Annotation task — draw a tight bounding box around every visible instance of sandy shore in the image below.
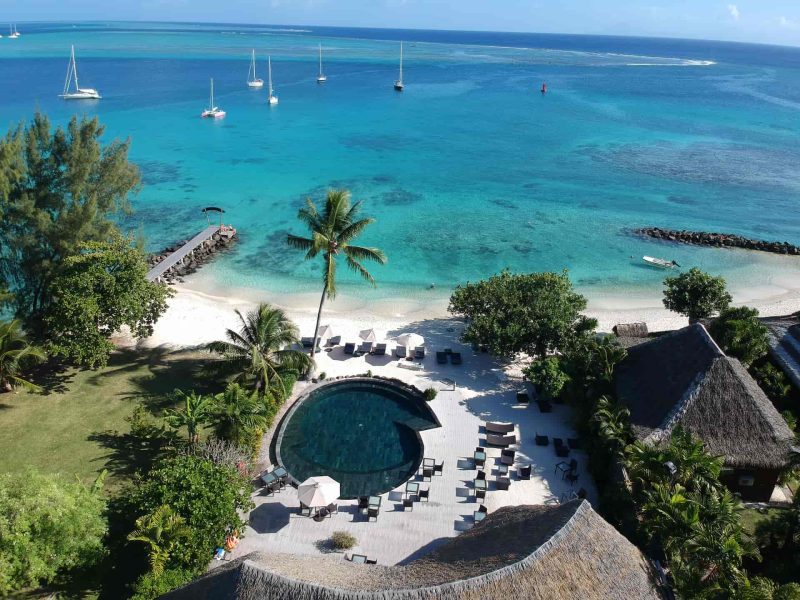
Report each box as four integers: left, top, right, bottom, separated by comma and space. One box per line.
134, 277, 800, 350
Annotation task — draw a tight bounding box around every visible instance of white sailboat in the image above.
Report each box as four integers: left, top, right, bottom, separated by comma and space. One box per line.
247, 49, 264, 88
201, 78, 226, 118
316, 44, 327, 83
268, 56, 278, 105
394, 41, 404, 91
8, 24, 19, 39
60, 45, 101, 100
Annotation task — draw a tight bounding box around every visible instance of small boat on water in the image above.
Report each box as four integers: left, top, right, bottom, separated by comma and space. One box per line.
394, 42, 404, 91
267, 56, 278, 105
201, 78, 226, 118
247, 49, 264, 88
316, 43, 327, 83
541, 82, 547, 94
60, 45, 101, 100
9, 24, 19, 39
643, 256, 680, 268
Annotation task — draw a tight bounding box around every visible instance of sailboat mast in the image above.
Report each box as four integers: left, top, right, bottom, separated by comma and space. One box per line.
268, 57, 273, 95
210, 78, 214, 109
399, 42, 403, 84
318, 44, 322, 76
71, 45, 80, 90
251, 49, 256, 80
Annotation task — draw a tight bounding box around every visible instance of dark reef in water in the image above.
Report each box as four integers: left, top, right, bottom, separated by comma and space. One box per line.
635, 227, 800, 256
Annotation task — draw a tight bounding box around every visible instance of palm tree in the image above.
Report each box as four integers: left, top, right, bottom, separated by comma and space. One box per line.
127, 505, 191, 576
287, 189, 387, 356
591, 395, 631, 458
208, 303, 310, 396
0, 319, 47, 392
163, 390, 211, 444
207, 383, 269, 445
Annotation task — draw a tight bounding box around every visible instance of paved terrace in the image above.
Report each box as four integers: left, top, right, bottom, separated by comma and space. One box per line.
228, 319, 596, 566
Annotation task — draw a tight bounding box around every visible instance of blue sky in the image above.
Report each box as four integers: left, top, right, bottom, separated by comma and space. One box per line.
8, 0, 800, 46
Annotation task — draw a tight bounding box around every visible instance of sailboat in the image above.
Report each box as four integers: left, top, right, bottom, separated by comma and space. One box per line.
201, 78, 226, 118
268, 56, 278, 105
316, 44, 327, 83
247, 49, 263, 88
9, 24, 19, 39
60, 46, 101, 100
394, 42, 404, 91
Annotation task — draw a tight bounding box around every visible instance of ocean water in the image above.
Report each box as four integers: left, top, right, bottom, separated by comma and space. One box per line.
2, 22, 800, 303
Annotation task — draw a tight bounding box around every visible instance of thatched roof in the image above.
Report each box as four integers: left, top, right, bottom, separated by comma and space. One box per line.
162, 501, 667, 600
615, 323, 795, 470
613, 322, 649, 338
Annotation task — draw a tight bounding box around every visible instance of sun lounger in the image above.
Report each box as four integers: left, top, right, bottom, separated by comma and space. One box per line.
373, 343, 387, 356
358, 341, 373, 354
519, 464, 532, 479
436, 351, 447, 364
344, 342, 356, 355
516, 391, 530, 404
500, 449, 516, 466
485, 421, 515, 434
395, 345, 407, 358
327, 335, 342, 347
450, 352, 462, 365
486, 433, 516, 447
414, 346, 425, 359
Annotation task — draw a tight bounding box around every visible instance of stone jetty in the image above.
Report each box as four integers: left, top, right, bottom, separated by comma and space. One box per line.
147, 225, 237, 283
635, 227, 800, 256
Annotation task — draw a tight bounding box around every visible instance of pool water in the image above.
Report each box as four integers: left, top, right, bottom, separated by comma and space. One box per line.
277, 379, 440, 498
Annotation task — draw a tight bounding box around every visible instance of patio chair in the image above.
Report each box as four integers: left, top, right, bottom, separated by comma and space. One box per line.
474, 507, 488, 523
434, 461, 444, 476
486, 433, 516, 447
402, 498, 414, 511
414, 346, 425, 359
366, 559, 377, 565
485, 421, 515, 434
344, 342, 356, 355
299, 502, 312, 517
368, 507, 379, 522
314, 507, 330, 521
436, 351, 447, 364
475, 488, 486, 502
358, 496, 369, 512
476, 470, 486, 481
496, 477, 511, 491
555, 458, 577, 477
327, 335, 342, 347
326, 503, 338, 515
536, 398, 552, 413
419, 487, 429, 502
500, 449, 516, 466
535, 433, 549, 446
395, 345, 407, 358
474, 454, 485, 469
566, 471, 580, 486
373, 343, 387, 356
422, 467, 434, 481
476, 446, 485, 453
450, 352, 462, 365
516, 390, 530, 404
519, 464, 532, 480
358, 341, 373, 354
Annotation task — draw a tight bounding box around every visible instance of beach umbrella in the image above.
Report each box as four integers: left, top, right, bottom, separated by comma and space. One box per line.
297, 476, 340, 508
396, 332, 424, 352
359, 328, 378, 342
316, 324, 334, 339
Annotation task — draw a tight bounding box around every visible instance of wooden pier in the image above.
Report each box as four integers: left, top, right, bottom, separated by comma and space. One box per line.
147, 224, 236, 282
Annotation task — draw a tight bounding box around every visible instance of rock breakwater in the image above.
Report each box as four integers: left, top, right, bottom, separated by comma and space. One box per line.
635, 228, 800, 256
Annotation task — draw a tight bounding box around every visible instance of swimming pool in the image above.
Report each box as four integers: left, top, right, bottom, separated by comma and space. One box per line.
276, 378, 440, 499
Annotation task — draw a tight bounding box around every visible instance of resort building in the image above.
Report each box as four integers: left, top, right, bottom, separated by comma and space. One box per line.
162, 500, 668, 599
762, 314, 800, 391
614, 323, 797, 502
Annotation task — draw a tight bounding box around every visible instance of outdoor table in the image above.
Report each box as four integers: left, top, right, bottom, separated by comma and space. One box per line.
351, 554, 367, 564
474, 479, 487, 494
422, 458, 435, 469
273, 466, 288, 479
260, 471, 277, 486
368, 495, 382, 508
405, 481, 420, 497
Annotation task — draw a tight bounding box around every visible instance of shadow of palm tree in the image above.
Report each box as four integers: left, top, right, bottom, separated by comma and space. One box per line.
87, 428, 180, 479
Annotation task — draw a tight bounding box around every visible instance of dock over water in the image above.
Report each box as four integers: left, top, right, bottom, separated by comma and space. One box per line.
147, 224, 235, 282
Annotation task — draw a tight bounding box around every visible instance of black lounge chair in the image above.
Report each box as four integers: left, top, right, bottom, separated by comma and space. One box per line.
368, 507, 379, 521
414, 346, 425, 359
402, 498, 414, 511
535, 433, 549, 446
450, 352, 462, 365
327, 335, 342, 347
516, 391, 530, 404
419, 487, 429, 502
536, 399, 552, 413
436, 351, 447, 364
496, 477, 511, 491
500, 449, 516, 466
358, 341, 373, 354
373, 343, 387, 356
395, 345, 407, 358
519, 464, 532, 480
344, 342, 356, 355
434, 461, 444, 476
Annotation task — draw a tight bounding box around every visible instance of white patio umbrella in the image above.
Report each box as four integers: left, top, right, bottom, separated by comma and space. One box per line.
316, 324, 334, 340
297, 476, 340, 508
359, 328, 378, 342
396, 332, 424, 352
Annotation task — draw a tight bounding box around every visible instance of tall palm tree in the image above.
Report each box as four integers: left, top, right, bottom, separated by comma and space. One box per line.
163, 390, 211, 444
208, 303, 310, 396
0, 319, 47, 392
287, 189, 387, 356
127, 505, 191, 576
207, 383, 269, 445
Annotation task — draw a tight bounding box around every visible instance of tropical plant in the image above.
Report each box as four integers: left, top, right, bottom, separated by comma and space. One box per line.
448, 269, 596, 359
163, 390, 211, 444
739, 578, 800, 600
591, 395, 631, 458
710, 306, 769, 367
130, 567, 194, 600
207, 383, 270, 446
329, 531, 357, 550
524, 356, 569, 399
751, 362, 791, 404
127, 505, 191, 577
0, 319, 46, 392
663, 267, 732, 322
287, 189, 386, 355
208, 303, 310, 395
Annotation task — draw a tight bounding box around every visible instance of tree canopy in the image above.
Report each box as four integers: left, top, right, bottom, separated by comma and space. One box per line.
709, 306, 769, 368
0, 113, 140, 330
0, 319, 46, 392
448, 270, 595, 358
44, 235, 171, 367
663, 268, 732, 322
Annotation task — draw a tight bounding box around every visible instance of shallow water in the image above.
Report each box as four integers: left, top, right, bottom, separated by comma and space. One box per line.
3, 22, 800, 300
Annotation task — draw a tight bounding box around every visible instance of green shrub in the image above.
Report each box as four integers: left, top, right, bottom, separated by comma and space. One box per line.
318, 371, 327, 380
130, 567, 194, 600
424, 387, 438, 401
709, 306, 769, 367
330, 531, 357, 550
524, 356, 569, 399
752, 362, 791, 404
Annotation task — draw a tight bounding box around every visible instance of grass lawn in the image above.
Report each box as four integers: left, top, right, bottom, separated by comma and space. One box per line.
0, 348, 223, 492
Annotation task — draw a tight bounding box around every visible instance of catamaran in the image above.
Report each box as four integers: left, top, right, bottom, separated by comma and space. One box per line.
201, 78, 226, 118
60, 46, 101, 100
247, 49, 264, 88
394, 41, 404, 91
316, 44, 327, 83
268, 56, 278, 105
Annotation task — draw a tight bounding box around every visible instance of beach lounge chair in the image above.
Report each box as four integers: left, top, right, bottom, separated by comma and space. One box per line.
327, 335, 342, 347
373, 343, 387, 356
516, 390, 530, 404
368, 507, 379, 522
485, 421, 515, 434
414, 346, 425, 359
535, 433, 549, 446
450, 352, 462, 365
436, 351, 447, 364
395, 345, 407, 358
519, 464, 532, 480
496, 477, 511, 491
358, 341, 373, 355
536, 399, 552, 413
500, 449, 516, 466
486, 433, 516, 447
344, 342, 356, 355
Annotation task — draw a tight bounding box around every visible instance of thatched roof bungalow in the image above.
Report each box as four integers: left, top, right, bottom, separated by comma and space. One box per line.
615, 323, 797, 501
162, 500, 667, 600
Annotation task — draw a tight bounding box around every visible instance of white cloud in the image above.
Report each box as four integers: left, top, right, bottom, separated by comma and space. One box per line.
779, 16, 800, 30
726, 4, 740, 21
